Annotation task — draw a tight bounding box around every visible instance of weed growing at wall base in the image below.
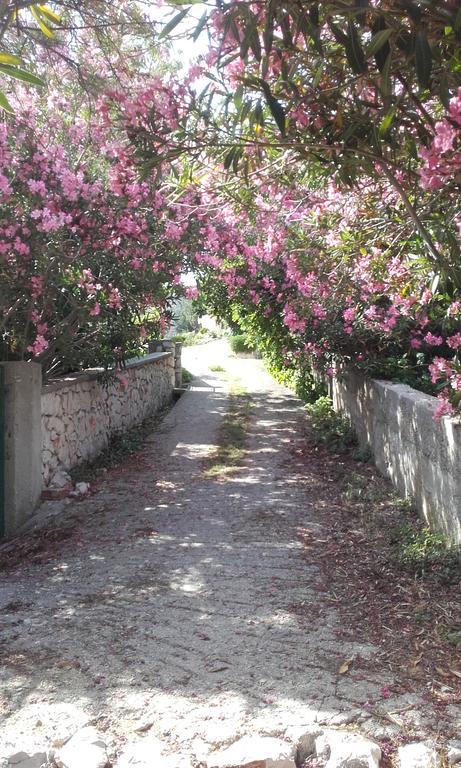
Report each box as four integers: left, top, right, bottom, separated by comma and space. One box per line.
305, 396, 357, 454
391, 525, 461, 584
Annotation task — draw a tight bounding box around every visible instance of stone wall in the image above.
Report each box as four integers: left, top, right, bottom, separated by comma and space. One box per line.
332, 371, 461, 545
41, 352, 174, 485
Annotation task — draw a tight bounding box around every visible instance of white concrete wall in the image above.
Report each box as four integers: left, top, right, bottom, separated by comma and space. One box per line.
332, 371, 461, 544
41, 352, 174, 485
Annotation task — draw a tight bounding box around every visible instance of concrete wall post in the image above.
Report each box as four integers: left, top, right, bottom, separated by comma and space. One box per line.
1, 362, 42, 536
174, 342, 182, 388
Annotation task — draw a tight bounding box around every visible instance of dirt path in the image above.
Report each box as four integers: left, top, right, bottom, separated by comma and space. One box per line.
0, 342, 459, 765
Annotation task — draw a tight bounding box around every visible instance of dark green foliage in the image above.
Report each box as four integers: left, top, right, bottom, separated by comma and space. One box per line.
306, 396, 357, 453
229, 334, 255, 354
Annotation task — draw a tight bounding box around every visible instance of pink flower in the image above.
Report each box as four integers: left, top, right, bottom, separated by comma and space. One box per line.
107, 287, 122, 310
434, 397, 455, 420
184, 286, 198, 300
429, 357, 453, 383
424, 332, 443, 346
30, 275, 44, 298
447, 333, 461, 349
27, 334, 48, 356
89, 302, 101, 316
343, 307, 356, 323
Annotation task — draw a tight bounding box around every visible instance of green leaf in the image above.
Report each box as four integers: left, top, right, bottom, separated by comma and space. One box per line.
224, 147, 236, 170
0, 89, 13, 113
192, 11, 208, 41
345, 17, 367, 74
267, 95, 286, 136
37, 4, 61, 24
249, 27, 262, 62
312, 64, 323, 89
234, 84, 244, 110
329, 22, 348, 47
263, 0, 275, 54
30, 6, 54, 38
365, 29, 392, 59
415, 30, 432, 89
159, 8, 189, 39
440, 73, 450, 108
309, 4, 319, 27
0, 64, 45, 86
0, 53, 22, 65
232, 148, 243, 173
455, 8, 461, 33
253, 101, 265, 127
379, 53, 392, 99
379, 109, 396, 138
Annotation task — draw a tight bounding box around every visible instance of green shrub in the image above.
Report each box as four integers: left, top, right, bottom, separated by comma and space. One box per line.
229, 334, 255, 354
306, 396, 357, 453
392, 525, 461, 581
170, 333, 187, 343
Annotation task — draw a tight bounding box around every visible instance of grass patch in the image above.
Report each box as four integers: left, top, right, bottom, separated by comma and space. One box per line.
209, 364, 225, 372
204, 377, 251, 479
181, 367, 193, 384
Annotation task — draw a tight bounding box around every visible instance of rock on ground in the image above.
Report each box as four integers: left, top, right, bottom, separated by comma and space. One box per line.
1, 755, 48, 768
54, 727, 107, 768
398, 743, 440, 768
207, 735, 295, 768
448, 741, 461, 766
114, 737, 192, 768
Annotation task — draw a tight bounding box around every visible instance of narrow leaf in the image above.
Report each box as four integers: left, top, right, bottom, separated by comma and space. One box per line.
192, 11, 207, 41
345, 17, 367, 74
0, 89, 13, 113
0, 64, 45, 86
37, 5, 62, 24
0, 53, 22, 65
159, 8, 189, 39
379, 109, 396, 138
379, 53, 392, 99
267, 95, 286, 136
224, 147, 236, 171
30, 6, 54, 37
415, 30, 432, 89
365, 29, 392, 59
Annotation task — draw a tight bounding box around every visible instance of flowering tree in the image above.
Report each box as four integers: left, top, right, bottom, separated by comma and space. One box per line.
3, 0, 461, 418
139, 0, 461, 417
0, 8, 202, 377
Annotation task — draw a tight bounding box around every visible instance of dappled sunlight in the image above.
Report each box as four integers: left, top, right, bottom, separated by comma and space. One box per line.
0, 350, 449, 757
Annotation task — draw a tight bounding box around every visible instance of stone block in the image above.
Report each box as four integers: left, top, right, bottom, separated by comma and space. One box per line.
54, 726, 108, 768
398, 743, 440, 768
207, 735, 295, 768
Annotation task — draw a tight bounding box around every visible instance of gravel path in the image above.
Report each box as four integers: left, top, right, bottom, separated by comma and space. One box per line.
0, 342, 458, 764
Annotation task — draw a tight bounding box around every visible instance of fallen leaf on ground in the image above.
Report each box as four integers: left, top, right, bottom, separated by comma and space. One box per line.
339, 657, 354, 674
